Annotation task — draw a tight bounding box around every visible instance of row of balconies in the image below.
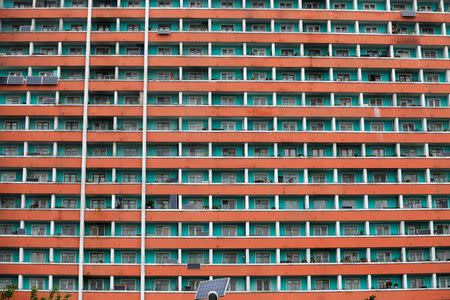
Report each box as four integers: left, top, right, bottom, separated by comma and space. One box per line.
3, 0, 450, 12
2, 274, 450, 293
2, 219, 449, 237
1, 91, 448, 107
1, 142, 448, 157
2, 167, 450, 184
2, 117, 449, 133
1, 193, 448, 209
2, 42, 448, 59
1, 246, 450, 265
2, 18, 449, 36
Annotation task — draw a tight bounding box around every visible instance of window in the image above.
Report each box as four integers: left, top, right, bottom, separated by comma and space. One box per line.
437, 249, 450, 261
363, 3, 376, 9
398, 73, 412, 82
253, 73, 267, 81
222, 252, 237, 264
0, 198, 15, 208
308, 49, 321, 56
373, 173, 387, 183
279, 1, 293, 7
255, 252, 270, 263
254, 225, 269, 235
220, 24, 234, 32
286, 251, 300, 263
222, 147, 236, 157
188, 72, 203, 80
333, 2, 346, 9
156, 121, 171, 131
397, 50, 410, 58
155, 226, 170, 236
187, 199, 204, 210
154, 199, 169, 209
425, 74, 439, 82
313, 225, 328, 236
280, 49, 294, 56
188, 147, 204, 156
429, 122, 443, 132
128, 0, 141, 6
156, 47, 171, 56
280, 25, 294, 32
251, 24, 266, 32
423, 50, 437, 58
88, 279, 104, 291
343, 251, 359, 262
365, 26, 378, 33
334, 25, 348, 33
62, 198, 77, 208
122, 225, 137, 236
30, 278, 46, 290
31, 225, 46, 235
123, 173, 138, 183
339, 122, 353, 131
435, 199, 449, 209
254, 173, 268, 183
62, 224, 76, 235
6, 96, 20, 104
2, 172, 16, 182
65, 121, 79, 130
401, 122, 415, 131
188, 24, 207, 31
221, 48, 235, 55
281, 73, 295, 81
410, 277, 424, 289
59, 279, 75, 291
254, 121, 268, 131
221, 96, 235, 105
285, 225, 300, 236
306, 25, 320, 32
284, 147, 297, 157
310, 97, 323, 106
308, 73, 322, 81
63, 173, 77, 183
221, 199, 236, 209
251, 0, 264, 7
285, 199, 298, 209
0, 278, 12, 289
42, 24, 57, 31
375, 225, 390, 236
0, 224, 13, 234
343, 225, 358, 235
222, 225, 237, 236
255, 148, 269, 157
4, 121, 19, 130
188, 121, 203, 131
4, 146, 18, 156
220, 72, 235, 80
340, 148, 354, 157
90, 224, 105, 236
345, 279, 360, 290
409, 250, 423, 262
157, 72, 171, 81
255, 199, 269, 209
70, 24, 84, 31
284, 172, 298, 183
422, 27, 434, 35
371, 147, 385, 157
10, 48, 24, 55
253, 96, 268, 106
312, 173, 326, 183
404, 173, 418, 182
221, 0, 234, 7
370, 122, 384, 132
188, 225, 204, 236
90, 252, 104, 263
377, 278, 392, 289
315, 279, 330, 290
310, 122, 324, 131
281, 97, 296, 106
334, 50, 351, 58
375, 199, 389, 209
155, 252, 170, 263
304, 2, 319, 8
256, 279, 270, 291
369, 97, 383, 106
31, 251, 46, 263
155, 279, 170, 291
222, 173, 236, 184
282, 122, 296, 131
337, 97, 352, 106
314, 251, 329, 263
41, 47, 55, 55
123, 147, 138, 157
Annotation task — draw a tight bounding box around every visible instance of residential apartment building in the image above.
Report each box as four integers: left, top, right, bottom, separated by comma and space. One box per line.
0, 0, 449, 299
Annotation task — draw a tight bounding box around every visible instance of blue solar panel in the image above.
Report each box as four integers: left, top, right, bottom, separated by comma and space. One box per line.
169, 195, 177, 209
195, 278, 229, 299
26, 76, 42, 85
42, 76, 58, 85
7, 76, 24, 85
0, 77, 7, 84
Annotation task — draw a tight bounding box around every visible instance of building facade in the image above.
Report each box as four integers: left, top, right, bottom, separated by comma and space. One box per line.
0, 0, 450, 299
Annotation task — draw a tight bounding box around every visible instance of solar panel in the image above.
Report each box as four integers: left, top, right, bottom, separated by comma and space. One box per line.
41, 76, 58, 85
26, 76, 42, 85
195, 278, 230, 299
187, 263, 201, 269
0, 77, 7, 84
169, 195, 177, 209
7, 76, 24, 85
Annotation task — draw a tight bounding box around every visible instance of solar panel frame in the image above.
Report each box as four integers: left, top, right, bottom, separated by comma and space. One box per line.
0, 76, 7, 84
7, 76, 24, 85
26, 76, 43, 85
195, 278, 230, 299
41, 76, 58, 85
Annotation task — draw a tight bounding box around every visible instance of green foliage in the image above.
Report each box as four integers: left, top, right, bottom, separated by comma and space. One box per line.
1, 283, 17, 300
365, 295, 376, 300
30, 286, 39, 300
30, 286, 71, 300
